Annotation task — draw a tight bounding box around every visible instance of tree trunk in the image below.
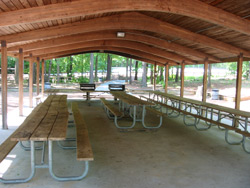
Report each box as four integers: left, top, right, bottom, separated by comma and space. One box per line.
175, 66, 179, 82
125, 58, 128, 83
69, 56, 73, 78
89, 53, 94, 83
80, 54, 84, 77
208, 63, 212, 88
248, 61, 250, 80
15, 58, 19, 84
33, 62, 36, 84
129, 58, 132, 84
159, 66, 163, 81
48, 60, 52, 82
56, 59, 60, 83
134, 61, 138, 80
106, 54, 112, 80
142, 62, 147, 87
150, 64, 154, 84
95, 54, 98, 82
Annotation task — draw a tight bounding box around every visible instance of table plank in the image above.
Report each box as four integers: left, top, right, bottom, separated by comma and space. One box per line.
48, 112, 69, 141
30, 113, 58, 141
111, 91, 153, 106
11, 104, 48, 141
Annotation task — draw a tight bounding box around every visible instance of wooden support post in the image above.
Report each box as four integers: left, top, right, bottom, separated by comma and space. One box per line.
36, 57, 40, 95
202, 58, 208, 103
41, 59, 45, 97
180, 61, 185, 97
29, 58, 34, 108
1, 40, 8, 129
19, 48, 24, 116
235, 53, 243, 110
165, 63, 169, 93
153, 63, 157, 91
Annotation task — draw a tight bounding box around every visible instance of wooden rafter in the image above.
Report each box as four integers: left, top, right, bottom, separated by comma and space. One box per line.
1, 12, 249, 57
0, 0, 249, 35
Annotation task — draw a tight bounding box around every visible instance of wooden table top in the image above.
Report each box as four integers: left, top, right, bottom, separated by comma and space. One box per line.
111, 91, 153, 106
11, 95, 69, 142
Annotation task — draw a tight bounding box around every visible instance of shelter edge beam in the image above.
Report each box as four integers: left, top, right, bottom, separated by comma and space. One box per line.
24, 45, 177, 66
20, 40, 195, 65
40, 48, 166, 67
7, 31, 220, 63
1, 12, 249, 57
0, 0, 248, 35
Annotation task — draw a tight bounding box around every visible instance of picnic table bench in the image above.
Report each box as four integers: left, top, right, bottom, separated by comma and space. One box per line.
100, 98, 123, 119
0, 95, 93, 183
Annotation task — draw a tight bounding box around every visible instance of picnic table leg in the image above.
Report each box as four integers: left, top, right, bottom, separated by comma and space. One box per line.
48, 141, 89, 181
168, 100, 180, 118
0, 141, 36, 184
183, 105, 199, 127
216, 111, 226, 130
142, 105, 163, 129
225, 116, 243, 145
242, 118, 250, 153
114, 105, 137, 129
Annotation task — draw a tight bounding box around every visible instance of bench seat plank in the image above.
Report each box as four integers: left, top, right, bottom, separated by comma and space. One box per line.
100, 98, 123, 117
72, 102, 94, 161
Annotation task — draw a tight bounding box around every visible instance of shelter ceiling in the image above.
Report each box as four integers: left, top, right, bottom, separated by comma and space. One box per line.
0, 0, 249, 65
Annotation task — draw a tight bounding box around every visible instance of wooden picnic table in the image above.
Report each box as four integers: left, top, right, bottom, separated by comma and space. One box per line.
150, 90, 250, 117
147, 90, 250, 153
109, 91, 163, 129
0, 95, 93, 183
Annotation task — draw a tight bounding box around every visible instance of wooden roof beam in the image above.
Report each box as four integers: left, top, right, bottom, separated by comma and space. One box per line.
43, 50, 161, 66
7, 31, 221, 62
26, 46, 178, 66
2, 12, 249, 57
19, 40, 195, 64
0, 0, 249, 35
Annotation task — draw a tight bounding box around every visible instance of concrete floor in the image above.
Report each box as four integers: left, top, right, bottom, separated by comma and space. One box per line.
0, 99, 250, 188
